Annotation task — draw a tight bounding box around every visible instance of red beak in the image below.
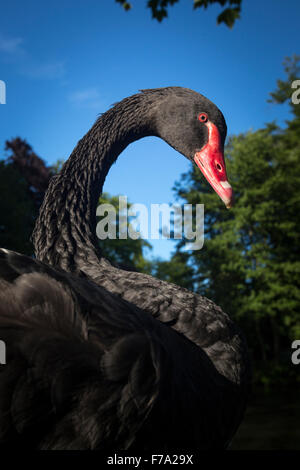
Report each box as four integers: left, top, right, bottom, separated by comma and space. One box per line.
194, 121, 234, 208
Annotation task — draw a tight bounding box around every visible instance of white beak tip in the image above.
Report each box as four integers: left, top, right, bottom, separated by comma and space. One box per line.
220, 180, 232, 190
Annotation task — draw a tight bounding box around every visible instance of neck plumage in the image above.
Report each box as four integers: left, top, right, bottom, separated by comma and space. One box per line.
33, 92, 157, 271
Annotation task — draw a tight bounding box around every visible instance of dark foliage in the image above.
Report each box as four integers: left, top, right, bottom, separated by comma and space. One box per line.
0, 138, 55, 255
116, 0, 242, 27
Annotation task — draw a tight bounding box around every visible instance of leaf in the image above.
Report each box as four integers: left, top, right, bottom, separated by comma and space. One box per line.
217, 7, 240, 28
115, 0, 132, 11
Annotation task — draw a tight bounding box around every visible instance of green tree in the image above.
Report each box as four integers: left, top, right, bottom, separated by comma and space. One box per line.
116, 0, 242, 27
97, 192, 153, 272
172, 57, 300, 379
0, 138, 55, 255
0, 160, 37, 255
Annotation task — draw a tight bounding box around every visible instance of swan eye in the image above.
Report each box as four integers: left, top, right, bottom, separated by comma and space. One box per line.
198, 113, 208, 123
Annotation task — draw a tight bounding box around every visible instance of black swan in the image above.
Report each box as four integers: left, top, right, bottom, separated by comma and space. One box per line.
0, 87, 250, 450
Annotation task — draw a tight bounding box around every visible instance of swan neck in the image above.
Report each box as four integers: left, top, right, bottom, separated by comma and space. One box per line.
33, 92, 156, 270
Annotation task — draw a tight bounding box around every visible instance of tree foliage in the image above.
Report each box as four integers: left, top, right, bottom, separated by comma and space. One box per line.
97, 192, 154, 272
116, 0, 242, 27
0, 138, 54, 255
97, 194, 195, 282
0, 160, 36, 255
172, 57, 300, 381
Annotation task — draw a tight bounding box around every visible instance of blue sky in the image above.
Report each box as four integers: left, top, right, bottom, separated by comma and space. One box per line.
0, 0, 299, 260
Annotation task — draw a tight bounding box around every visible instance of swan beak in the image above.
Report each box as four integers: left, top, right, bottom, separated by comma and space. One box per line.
194, 121, 234, 209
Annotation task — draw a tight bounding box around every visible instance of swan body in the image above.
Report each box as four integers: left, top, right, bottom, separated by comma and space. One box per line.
0, 87, 250, 450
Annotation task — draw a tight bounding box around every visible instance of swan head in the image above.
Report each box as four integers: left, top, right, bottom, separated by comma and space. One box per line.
151, 87, 234, 209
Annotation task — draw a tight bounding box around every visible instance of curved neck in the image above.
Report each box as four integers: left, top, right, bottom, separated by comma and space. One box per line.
33, 92, 157, 271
